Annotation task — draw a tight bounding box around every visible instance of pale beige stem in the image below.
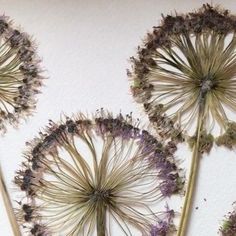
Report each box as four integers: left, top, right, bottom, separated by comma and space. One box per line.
0, 163, 21, 236
97, 204, 106, 236
177, 108, 204, 236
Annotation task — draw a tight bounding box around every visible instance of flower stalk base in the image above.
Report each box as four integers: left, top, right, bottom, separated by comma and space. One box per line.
97, 205, 106, 236
177, 108, 204, 236
0, 164, 21, 236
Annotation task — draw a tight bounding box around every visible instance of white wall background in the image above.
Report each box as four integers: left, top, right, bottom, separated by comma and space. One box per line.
0, 0, 236, 235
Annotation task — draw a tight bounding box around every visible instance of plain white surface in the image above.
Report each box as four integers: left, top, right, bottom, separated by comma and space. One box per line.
0, 0, 236, 235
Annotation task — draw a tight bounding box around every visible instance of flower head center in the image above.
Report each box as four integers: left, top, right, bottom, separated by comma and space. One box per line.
200, 75, 215, 94
89, 188, 112, 203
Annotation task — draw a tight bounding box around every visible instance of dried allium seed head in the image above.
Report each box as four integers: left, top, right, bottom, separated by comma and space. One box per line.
14, 111, 182, 235
0, 15, 44, 133
129, 4, 236, 147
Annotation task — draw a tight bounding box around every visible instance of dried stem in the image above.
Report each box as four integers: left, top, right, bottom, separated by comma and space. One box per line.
0, 163, 21, 236
97, 204, 106, 236
177, 105, 205, 236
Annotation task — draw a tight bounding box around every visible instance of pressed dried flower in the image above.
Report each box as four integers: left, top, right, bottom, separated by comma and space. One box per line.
129, 4, 236, 145
220, 205, 236, 236
0, 14, 44, 236
128, 4, 236, 236
15, 111, 182, 235
0, 15, 43, 133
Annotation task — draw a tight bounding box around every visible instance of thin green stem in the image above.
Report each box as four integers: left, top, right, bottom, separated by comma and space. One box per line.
177, 106, 204, 236
0, 163, 21, 236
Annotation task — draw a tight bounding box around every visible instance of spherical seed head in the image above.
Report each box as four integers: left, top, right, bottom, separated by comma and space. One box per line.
129, 4, 236, 146
15, 111, 182, 235
0, 15, 44, 133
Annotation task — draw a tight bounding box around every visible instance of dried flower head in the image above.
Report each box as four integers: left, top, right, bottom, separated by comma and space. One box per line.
128, 4, 236, 236
15, 111, 182, 235
220, 205, 236, 236
0, 14, 44, 236
0, 15, 43, 133
129, 4, 236, 149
